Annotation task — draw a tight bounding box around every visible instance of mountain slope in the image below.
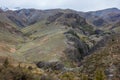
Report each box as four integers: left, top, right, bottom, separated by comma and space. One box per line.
0, 21, 24, 57
0, 9, 25, 56
16, 12, 93, 65
79, 34, 120, 79
83, 8, 120, 29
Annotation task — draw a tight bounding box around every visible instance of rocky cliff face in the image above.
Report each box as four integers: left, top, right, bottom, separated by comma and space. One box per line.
64, 30, 89, 62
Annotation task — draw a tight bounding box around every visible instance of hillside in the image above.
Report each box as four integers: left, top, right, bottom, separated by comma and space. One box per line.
79, 34, 120, 80
18, 12, 94, 64
0, 21, 24, 56
83, 8, 120, 29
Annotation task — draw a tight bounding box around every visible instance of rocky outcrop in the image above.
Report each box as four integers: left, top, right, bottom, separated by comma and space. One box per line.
36, 61, 64, 70
64, 30, 89, 62
47, 12, 86, 27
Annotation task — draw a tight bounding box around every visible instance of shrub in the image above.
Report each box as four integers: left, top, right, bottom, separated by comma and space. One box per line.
94, 68, 106, 80
59, 72, 74, 80
0, 66, 35, 80
3, 58, 9, 68
0, 59, 38, 80
81, 74, 88, 80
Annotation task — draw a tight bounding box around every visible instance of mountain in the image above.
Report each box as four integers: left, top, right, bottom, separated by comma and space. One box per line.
83, 8, 120, 29
0, 7, 119, 61
0, 8, 92, 64
20, 12, 94, 64
4, 9, 76, 27
0, 8, 119, 80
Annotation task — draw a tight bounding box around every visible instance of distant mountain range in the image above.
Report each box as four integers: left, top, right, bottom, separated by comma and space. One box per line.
0, 8, 120, 27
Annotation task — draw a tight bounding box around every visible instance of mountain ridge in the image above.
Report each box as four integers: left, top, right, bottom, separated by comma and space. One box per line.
0, 7, 119, 28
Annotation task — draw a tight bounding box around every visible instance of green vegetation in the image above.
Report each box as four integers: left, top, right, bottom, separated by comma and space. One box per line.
81, 74, 88, 80
94, 68, 106, 80
59, 72, 74, 80
66, 29, 80, 39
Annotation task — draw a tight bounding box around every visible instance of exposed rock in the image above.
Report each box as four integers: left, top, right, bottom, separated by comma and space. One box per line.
64, 30, 89, 62
36, 61, 64, 70
93, 18, 106, 27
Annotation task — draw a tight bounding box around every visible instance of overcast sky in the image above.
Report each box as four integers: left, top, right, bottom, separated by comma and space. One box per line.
0, 0, 120, 11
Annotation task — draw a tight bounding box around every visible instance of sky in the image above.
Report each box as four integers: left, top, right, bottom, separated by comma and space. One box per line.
0, 0, 120, 11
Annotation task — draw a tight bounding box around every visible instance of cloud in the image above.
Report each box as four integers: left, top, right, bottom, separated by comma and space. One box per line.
0, 0, 120, 11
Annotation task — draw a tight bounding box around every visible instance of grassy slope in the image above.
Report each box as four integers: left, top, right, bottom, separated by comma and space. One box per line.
0, 13, 18, 28
0, 13, 24, 57
15, 21, 68, 62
